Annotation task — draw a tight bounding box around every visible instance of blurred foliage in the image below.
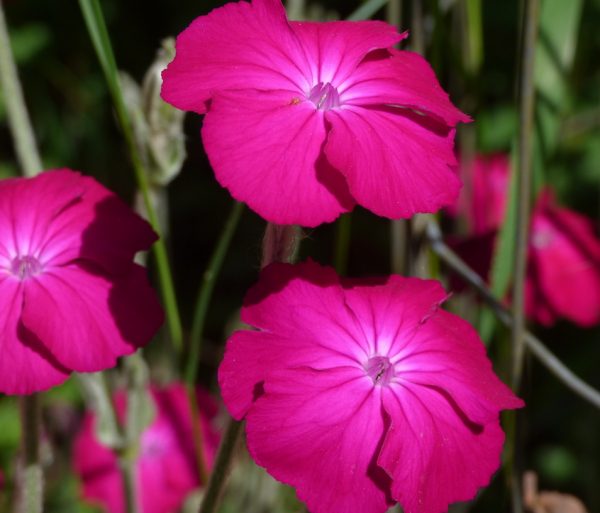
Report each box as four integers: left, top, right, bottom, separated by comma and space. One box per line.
0, 0, 599, 512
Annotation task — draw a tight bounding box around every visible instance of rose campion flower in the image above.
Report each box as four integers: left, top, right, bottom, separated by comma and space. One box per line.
450, 154, 600, 327
74, 384, 220, 513
161, 0, 469, 227
219, 260, 523, 513
526, 189, 600, 326
0, 169, 164, 395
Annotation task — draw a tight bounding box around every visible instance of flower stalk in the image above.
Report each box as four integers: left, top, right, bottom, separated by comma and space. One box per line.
78, 0, 183, 354
18, 396, 43, 513
511, 0, 540, 391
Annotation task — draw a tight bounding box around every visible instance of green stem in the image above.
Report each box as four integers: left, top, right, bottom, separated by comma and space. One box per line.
198, 419, 243, 513
0, 3, 43, 177
511, 0, 540, 392
19, 395, 42, 513
118, 455, 139, 513
386, 0, 402, 29
510, 3, 540, 511
78, 0, 183, 353
386, 0, 410, 277
333, 214, 351, 275
185, 202, 244, 483
186, 202, 244, 384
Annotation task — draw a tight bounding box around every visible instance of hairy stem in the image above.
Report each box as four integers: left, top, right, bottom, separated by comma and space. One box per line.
18, 396, 42, 513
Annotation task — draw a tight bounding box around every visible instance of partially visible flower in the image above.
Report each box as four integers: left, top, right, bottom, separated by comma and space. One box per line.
526, 189, 600, 326
0, 169, 164, 395
74, 384, 220, 513
448, 155, 600, 327
161, 0, 469, 227
219, 261, 523, 513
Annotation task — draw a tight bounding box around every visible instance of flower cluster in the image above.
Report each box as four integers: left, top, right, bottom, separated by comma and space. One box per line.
74, 384, 220, 513
158, 1, 523, 512
0, 169, 163, 395
0, 1, 529, 512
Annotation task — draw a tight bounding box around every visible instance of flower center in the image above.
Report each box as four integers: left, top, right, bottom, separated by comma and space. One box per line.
308, 82, 340, 110
365, 356, 394, 386
10, 256, 43, 280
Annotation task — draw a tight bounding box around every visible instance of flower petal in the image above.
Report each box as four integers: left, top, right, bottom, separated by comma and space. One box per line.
21, 264, 164, 372
0, 276, 69, 394
340, 49, 469, 126
246, 367, 393, 513
324, 106, 461, 219
379, 384, 506, 513
290, 21, 404, 87
202, 89, 354, 226
394, 308, 523, 425
341, 275, 448, 357
220, 261, 372, 419
0, 169, 84, 260
39, 171, 157, 275
161, 0, 312, 114
241, 261, 369, 360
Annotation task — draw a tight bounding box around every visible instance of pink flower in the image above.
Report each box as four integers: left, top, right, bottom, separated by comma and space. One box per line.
449, 154, 600, 327
219, 261, 523, 513
0, 169, 164, 395
526, 189, 600, 326
74, 384, 220, 513
161, 0, 469, 227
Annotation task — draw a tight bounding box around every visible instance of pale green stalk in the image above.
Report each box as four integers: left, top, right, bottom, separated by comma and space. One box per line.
78, 0, 183, 353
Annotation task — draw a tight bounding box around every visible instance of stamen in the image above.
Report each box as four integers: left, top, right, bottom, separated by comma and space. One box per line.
308, 82, 340, 110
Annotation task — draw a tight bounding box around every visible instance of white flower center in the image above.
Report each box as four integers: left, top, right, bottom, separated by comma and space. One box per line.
365, 355, 394, 386
10, 255, 43, 280
308, 82, 340, 110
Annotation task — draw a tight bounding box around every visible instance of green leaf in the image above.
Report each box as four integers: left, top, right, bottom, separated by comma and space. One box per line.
533, 0, 583, 189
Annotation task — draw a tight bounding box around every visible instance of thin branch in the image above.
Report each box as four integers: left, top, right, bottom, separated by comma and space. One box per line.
425, 222, 600, 410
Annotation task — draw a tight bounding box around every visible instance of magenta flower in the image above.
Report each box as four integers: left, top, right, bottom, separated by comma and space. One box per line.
219, 261, 523, 513
161, 0, 469, 227
526, 189, 600, 326
74, 384, 220, 513
0, 169, 163, 395
450, 154, 600, 327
